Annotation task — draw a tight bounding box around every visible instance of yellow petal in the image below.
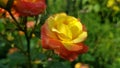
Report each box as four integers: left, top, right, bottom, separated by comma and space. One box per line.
75, 63, 81, 68
52, 23, 72, 41
68, 20, 83, 39
54, 13, 67, 21
72, 32, 87, 43
47, 16, 56, 29
62, 41, 83, 51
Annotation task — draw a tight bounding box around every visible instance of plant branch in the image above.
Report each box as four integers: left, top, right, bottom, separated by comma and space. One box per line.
23, 17, 32, 68
0, 33, 26, 55
8, 10, 23, 31
29, 15, 41, 39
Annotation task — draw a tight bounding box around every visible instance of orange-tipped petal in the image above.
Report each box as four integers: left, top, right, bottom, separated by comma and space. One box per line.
41, 23, 61, 49
54, 43, 88, 61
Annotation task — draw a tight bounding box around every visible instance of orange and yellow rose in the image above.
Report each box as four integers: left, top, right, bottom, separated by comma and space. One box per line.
41, 13, 88, 61
13, 0, 46, 16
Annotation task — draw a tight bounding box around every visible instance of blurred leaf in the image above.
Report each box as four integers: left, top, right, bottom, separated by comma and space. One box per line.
82, 0, 89, 5
81, 54, 95, 62
7, 52, 26, 67
31, 37, 39, 48
93, 4, 100, 12
38, 53, 47, 61
45, 61, 68, 68
0, 59, 9, 64
62, 61, 71, 68
0, 64, 9, 68
0, 59, 9, 68
0, 21, 5, 32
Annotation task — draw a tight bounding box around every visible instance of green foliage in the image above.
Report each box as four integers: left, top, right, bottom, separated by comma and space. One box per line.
0, 0, 120, 68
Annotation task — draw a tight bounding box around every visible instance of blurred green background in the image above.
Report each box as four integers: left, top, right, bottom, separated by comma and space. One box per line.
0, 0, 120, 68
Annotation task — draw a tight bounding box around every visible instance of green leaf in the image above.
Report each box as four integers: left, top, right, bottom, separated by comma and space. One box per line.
0, 59, 9, 68
0, 64, 9, 68
45, 61, 67, 68
7, 52, 27, 67
0, 22, 4, 32
93, 4, 100, 12
38, 53, 47, 61
81, 54, 95, 62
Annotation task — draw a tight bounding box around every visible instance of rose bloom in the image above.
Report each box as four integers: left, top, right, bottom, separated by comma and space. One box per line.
0, 8, 5, 17
41, 13, 88, 61
8, 47, 18, 54
26, 21, 35, 28
13, 0, 46, 16
75, 63, 89, 68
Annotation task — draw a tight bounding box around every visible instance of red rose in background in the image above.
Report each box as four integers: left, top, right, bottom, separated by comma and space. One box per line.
13, 0, 46, 16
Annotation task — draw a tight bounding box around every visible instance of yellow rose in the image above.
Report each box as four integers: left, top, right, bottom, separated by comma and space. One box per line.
41, 13, 88, 61
113, 6, 120, 11
75, 63, 81, 68
75, 63, 89, 68
107, 0, 114, 7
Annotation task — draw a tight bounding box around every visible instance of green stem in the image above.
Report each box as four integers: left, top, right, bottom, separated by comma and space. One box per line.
9, 10, 33, 68
23, 17, 32, 68
8, 11, 23, 31
25, 32, 32, 68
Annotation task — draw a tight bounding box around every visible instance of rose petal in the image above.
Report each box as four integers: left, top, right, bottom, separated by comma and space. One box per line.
13, 0, 46, 16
